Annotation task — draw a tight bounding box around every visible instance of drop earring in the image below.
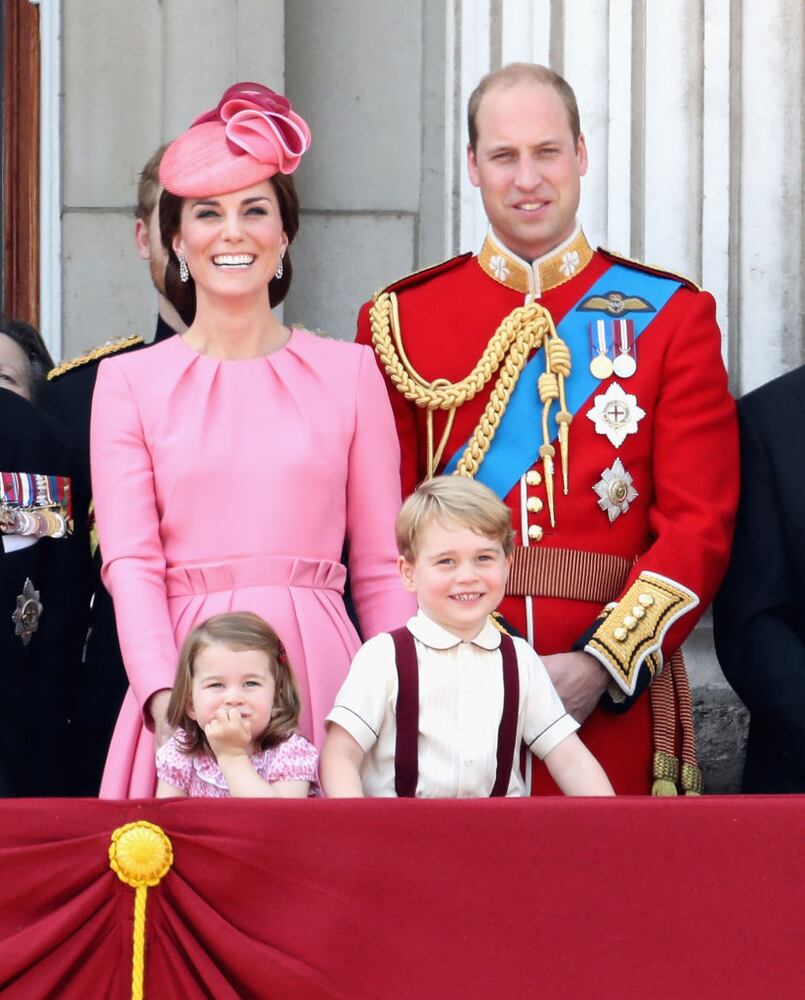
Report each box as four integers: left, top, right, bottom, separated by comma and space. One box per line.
275, 251, 285, 280
177, 251, 189, 283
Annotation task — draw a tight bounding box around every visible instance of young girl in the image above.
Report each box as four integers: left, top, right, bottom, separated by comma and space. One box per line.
156, 612, 318, 798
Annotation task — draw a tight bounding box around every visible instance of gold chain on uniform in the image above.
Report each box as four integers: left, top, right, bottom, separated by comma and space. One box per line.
369, 291, 573, 526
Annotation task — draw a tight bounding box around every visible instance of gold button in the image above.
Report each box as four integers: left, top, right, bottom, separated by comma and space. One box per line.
632, 605, 645, 619
526, 497, 543, 514
526, 470, 542, 487
527, 525, 544, 542
623, 615, 637, 630
613, 627, 628, 642
639, 594, 654, 607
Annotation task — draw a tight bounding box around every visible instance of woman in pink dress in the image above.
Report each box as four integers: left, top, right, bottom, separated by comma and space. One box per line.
91, 83, 415, 797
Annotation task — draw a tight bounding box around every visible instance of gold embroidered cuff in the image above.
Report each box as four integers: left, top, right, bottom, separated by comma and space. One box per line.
584, 572, 699, 696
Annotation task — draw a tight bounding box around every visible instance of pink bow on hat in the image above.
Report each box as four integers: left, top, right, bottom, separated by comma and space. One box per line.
193, 82, 311, 175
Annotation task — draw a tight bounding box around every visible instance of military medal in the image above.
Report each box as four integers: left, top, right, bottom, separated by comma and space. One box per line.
0, 472, 73, 538
12, 578, 43, 646
586, 381, 646, 447
612, 319, 637, 378
0, 505, 15, 533
0, 504, 69, 538
593, 458, 638, 522
588, 320, 613, 379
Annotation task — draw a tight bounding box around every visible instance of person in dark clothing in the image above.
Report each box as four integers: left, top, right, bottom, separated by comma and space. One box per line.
0, 317, 90, 795
714, 366, 805, 792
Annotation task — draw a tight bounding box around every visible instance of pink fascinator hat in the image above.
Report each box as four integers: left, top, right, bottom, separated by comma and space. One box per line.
159, 82, 311, 197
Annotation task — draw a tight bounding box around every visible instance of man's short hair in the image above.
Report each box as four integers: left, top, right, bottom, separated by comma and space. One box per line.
467, 62, 581, 152
135, 144, 170, 221
396, 476, 515, 561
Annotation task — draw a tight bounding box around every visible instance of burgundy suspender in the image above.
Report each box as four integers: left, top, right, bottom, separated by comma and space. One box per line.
490, 633, 520, 797
390, 627, 520, 798
391, 627, 419, 798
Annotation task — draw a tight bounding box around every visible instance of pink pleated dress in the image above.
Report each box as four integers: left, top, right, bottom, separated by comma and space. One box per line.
91, 329, 415, 798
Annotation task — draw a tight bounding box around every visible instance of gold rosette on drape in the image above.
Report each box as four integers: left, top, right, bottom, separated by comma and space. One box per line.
109, 821, 174, 1000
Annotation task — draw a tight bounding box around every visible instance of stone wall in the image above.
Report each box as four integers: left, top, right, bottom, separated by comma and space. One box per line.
695, 687, 748, 794
284, 0, 426, 340
60, 0, 284, 358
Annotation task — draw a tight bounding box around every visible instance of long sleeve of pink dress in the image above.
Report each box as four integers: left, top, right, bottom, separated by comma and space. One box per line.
91, 330, 415, 797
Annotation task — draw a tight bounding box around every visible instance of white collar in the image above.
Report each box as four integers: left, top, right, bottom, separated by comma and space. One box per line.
406, 610, 502, 651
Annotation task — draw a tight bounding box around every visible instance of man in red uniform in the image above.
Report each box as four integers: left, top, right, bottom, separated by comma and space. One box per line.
357, 63, 739, 794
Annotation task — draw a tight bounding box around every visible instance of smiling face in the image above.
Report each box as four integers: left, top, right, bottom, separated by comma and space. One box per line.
399, 518, 510, 641
172, 180, 287, 304
467, 80, 587, 262
188, 644, 276, 751
0, 333, 32, 400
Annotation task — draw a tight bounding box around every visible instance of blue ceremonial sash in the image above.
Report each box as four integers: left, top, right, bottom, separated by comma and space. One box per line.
443, 263, 681, 498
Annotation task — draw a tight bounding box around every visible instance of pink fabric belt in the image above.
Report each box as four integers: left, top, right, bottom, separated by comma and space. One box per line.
165, 556, 346, 597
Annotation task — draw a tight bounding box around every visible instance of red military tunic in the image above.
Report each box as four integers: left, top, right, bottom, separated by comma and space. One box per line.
357, 227, 739, 794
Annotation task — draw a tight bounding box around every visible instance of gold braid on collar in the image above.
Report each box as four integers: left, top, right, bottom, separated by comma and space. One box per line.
369, 291, 573, 525
48, 335, 144, 379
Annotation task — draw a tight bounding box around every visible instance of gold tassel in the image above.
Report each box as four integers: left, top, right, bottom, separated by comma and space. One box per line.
680, 761, 704, 796
651, 750, 680, 796
557, 411, 572, 495
540, 444, 556, 527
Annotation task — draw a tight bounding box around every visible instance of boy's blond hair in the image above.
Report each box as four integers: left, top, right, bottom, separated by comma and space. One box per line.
396, 476, 514, 560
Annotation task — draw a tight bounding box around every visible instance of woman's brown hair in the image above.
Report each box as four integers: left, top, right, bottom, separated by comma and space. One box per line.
167, 611, 301, 755
160, 172, 300, 327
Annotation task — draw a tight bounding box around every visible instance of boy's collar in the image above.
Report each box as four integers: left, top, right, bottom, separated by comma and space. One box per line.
407, 610, 502, 651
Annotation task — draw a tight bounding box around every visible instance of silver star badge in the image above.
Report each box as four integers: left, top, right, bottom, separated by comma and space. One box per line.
586, 381, 646, 447
12, 578, 43, 646
593, 459, 639, 522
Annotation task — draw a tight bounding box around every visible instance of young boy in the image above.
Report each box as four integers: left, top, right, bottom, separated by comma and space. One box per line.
320, 476, 614, 797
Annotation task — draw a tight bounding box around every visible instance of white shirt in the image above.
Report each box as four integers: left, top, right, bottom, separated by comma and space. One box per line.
1, 534, 37, 553
326, 611, 578, 797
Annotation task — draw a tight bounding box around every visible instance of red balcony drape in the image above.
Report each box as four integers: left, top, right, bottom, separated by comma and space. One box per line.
1, 797, 803, 999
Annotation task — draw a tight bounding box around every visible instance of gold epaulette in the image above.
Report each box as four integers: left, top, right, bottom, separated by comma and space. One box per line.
47, 335, 144, 380
489, 611, 512, 636
371, 253, 473, 302
597, 247, 701, 292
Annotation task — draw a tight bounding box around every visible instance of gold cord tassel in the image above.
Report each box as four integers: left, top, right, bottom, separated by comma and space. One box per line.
546, 335, 573, 494
680, 761, 704, 796
651, 749, 680, 796
109, 821, 174, 1000
370, 291, 573, 512
557, 411, 572, 494
671, 650, 704, 795
540, 444, 556, 527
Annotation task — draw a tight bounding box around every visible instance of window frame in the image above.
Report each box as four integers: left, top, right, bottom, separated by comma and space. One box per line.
1, 0, 40, 328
